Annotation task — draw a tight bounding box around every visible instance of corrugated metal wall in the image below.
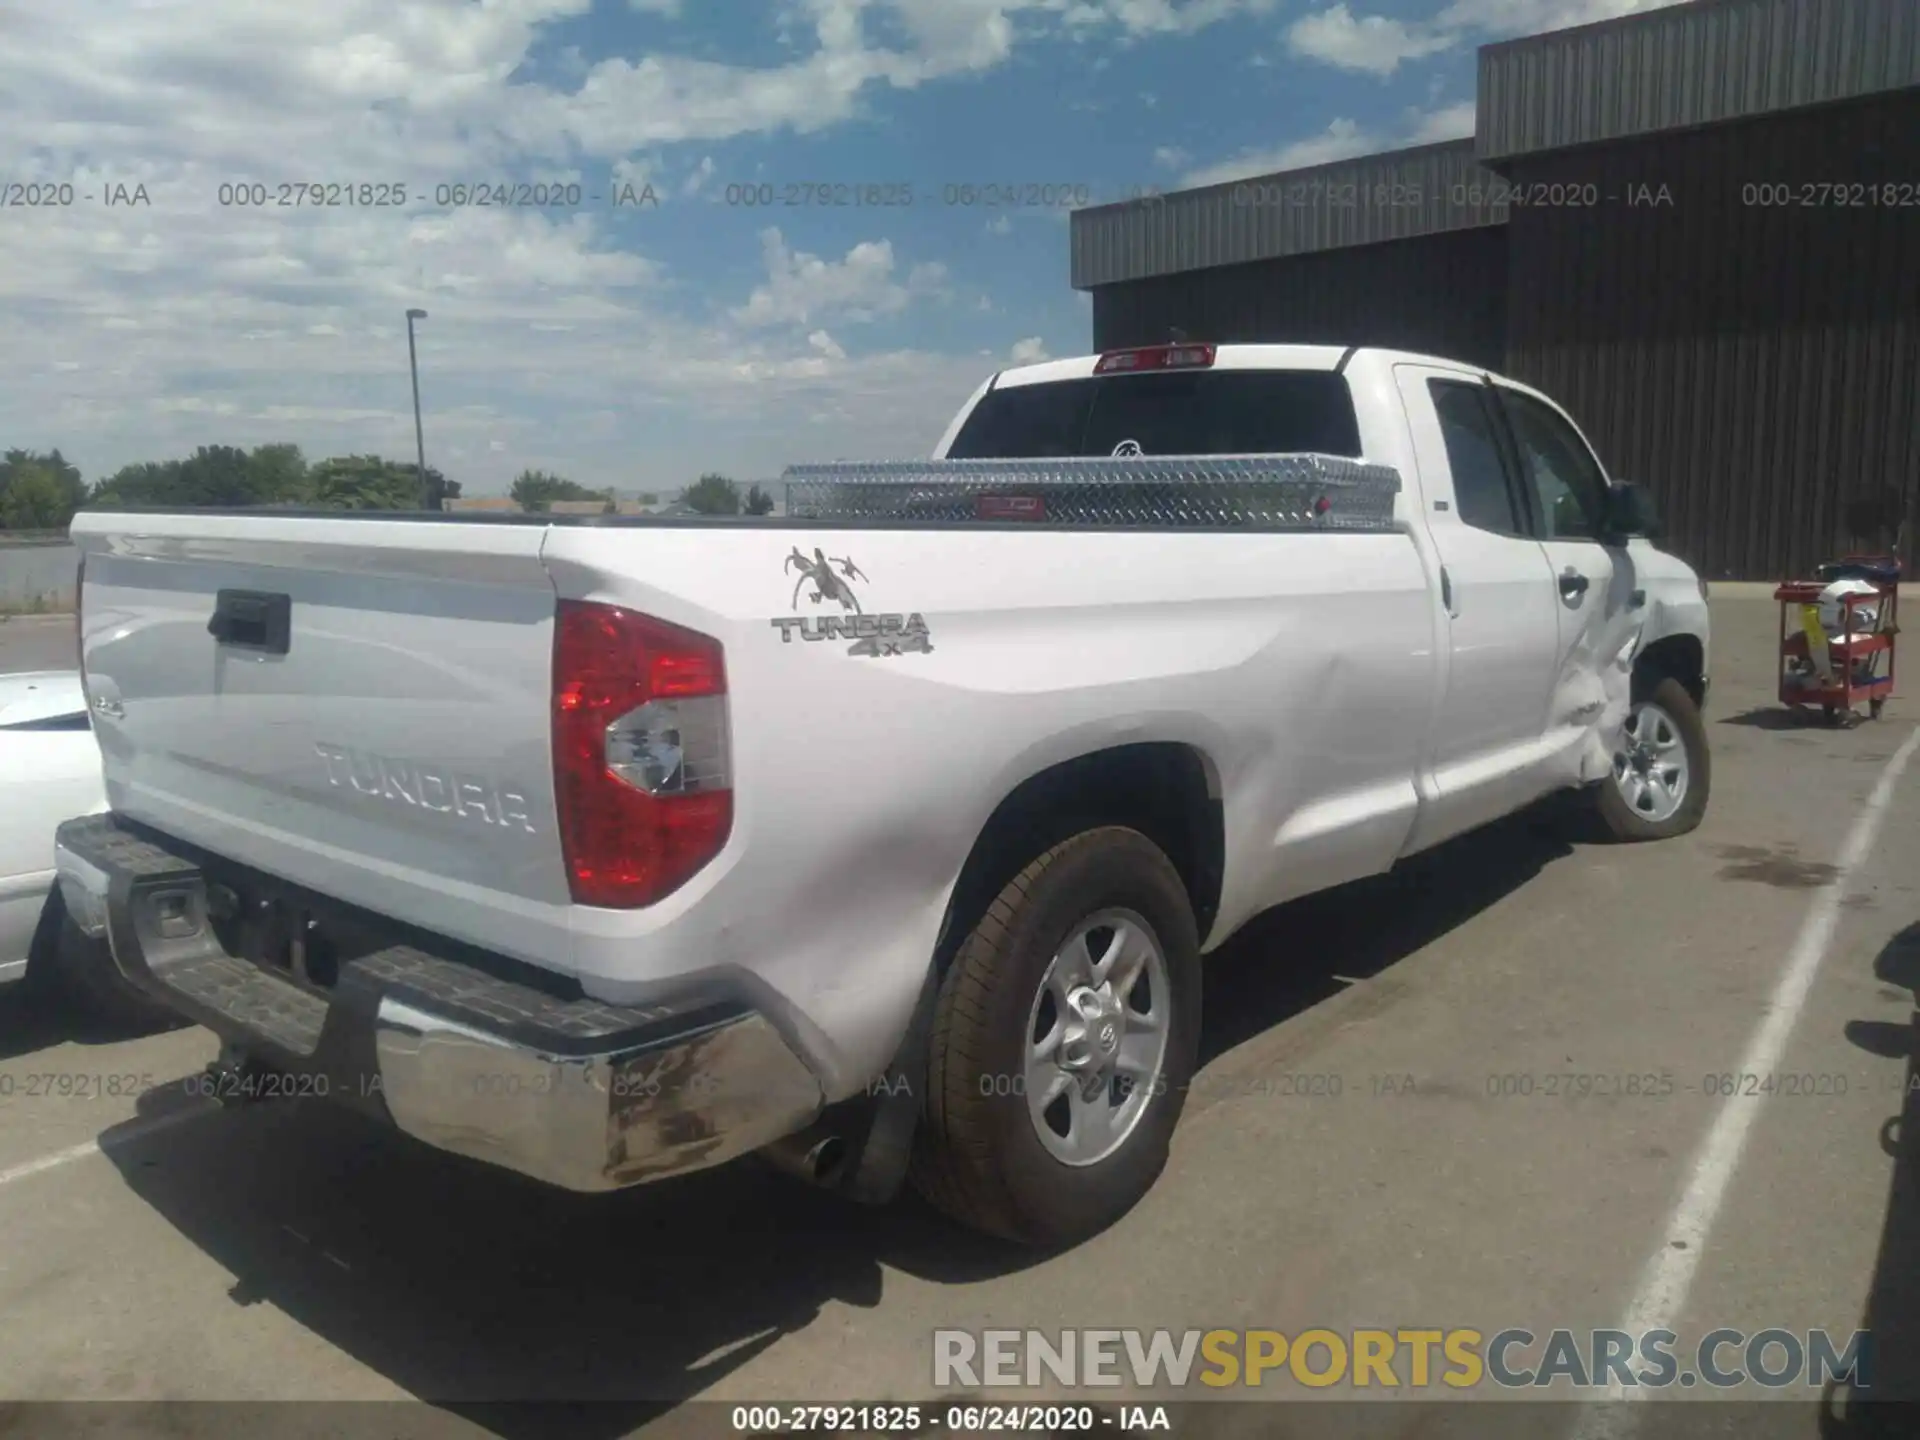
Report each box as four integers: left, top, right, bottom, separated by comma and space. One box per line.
1503, 89, 1920, 579
1478, 0, 1920, 163
1090, 226, 1510, 369
1071, 140, 1510, 288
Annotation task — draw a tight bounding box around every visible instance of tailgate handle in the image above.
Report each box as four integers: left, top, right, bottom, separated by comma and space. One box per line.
208, 590, 291, 655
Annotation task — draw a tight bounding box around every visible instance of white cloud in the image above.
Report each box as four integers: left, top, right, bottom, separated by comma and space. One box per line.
1058, 0, 1281, 36
1153, 145, 1190, 170
1286, 4, 1450, 75
1180, 100, 1474, 187
986, 214, 1013, 235
0, 1, 1059, 493
731, 229, 947, 328
683, 155, 716, 195
1285, 0, 1690, 77
1436, 0, 1688, 32
1008, 336, 1050, 364
1182, 118, 1370, 187
629, 0, 683, 13
1406, 99, 1477, 144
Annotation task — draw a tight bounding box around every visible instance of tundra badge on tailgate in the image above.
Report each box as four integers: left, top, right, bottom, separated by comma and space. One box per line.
772, 545, 933, 657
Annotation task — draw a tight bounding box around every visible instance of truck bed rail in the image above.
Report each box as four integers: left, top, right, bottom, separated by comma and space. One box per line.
781, 455, 1402, 530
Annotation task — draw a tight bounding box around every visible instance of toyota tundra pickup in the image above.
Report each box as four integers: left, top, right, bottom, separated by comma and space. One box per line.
56, 344, 1710, 1246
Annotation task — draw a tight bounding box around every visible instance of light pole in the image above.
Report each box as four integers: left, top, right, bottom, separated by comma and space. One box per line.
405, 308, 430, 509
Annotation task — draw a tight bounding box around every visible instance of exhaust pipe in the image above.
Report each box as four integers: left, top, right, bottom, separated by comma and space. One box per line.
760, 1123, 852, 1188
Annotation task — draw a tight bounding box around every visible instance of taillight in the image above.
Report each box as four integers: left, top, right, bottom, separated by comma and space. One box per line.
551, 601, 732, 908
1094, 343, 1216, 374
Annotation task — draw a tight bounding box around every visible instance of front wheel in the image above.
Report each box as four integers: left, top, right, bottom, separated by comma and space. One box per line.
1595, 675, 1711, 842
910, 827, 1201, 1247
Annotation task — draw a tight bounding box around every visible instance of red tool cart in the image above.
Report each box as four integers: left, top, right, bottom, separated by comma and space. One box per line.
1774, 556, 1900, 725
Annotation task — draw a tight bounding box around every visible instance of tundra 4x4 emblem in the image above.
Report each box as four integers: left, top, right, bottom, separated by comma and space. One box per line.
772, 547, 932, 657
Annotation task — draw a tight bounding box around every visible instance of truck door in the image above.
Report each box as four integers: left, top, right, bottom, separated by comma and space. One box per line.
1490, 381, 1644, 788
1393, 366, 1565, 854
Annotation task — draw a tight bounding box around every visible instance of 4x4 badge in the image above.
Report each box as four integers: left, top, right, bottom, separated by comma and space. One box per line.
772, 547, 932, 657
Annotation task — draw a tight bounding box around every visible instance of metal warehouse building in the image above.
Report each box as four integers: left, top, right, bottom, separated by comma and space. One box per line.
1068, 0, 1920, 580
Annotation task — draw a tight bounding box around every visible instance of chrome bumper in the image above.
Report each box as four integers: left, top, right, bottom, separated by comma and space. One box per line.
54, 813, 825, 1192
371, 996, 825, 1191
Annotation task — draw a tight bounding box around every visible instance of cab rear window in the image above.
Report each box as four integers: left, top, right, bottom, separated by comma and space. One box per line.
946, 370, 1362, 460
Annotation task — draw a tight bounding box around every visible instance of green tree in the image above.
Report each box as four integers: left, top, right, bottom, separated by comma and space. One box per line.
511, 469, 603, 512
683, 472, 741, 515
307, 455, 421, 510
90, 460, 185, 507
0, 449, 89, 529
743, 483, 776, 516
171, 445, 266, 506
0, 463, 67, 529
636, 491, 660, 506
93, 444, 286, 508
245, 443, 310, 504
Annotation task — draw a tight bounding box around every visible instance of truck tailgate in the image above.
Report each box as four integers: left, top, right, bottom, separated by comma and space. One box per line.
70, 512, 568, 963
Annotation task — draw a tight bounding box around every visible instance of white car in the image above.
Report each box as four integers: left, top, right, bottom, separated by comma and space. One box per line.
58, 343, 1710, 1244
1, 669, 177, 1027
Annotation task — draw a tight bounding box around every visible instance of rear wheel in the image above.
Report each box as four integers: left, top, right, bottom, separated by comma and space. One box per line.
911, 827, 1201, 1247
1595, 675, 1711, 842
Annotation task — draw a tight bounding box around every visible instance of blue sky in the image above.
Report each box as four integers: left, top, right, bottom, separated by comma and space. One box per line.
0, 0, 1673, 498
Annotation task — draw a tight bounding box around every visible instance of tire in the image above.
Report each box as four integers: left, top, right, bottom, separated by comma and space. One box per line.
35, 893, 187, 1035
1595, 674, 1711, 842
910, 826, 1201, 1247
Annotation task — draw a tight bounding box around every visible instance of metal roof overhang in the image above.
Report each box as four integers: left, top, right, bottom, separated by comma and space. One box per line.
1070, 0, 1920, 289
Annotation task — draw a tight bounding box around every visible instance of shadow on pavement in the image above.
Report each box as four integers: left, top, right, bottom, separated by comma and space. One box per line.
95, 798, 1589, 1440
1824, 921, 1920, 1437
0, 962, 173, 1061
1200, 797, 1579, 1065
1720, 706, 1814, 731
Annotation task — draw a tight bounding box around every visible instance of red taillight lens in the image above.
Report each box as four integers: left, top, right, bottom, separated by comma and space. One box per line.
1094, 343, 1216, 374
552, 600, 732, 908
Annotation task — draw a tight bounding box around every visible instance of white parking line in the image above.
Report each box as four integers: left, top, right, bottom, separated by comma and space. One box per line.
0, 1102, 216, 1190
1571, 722, 1920, 1438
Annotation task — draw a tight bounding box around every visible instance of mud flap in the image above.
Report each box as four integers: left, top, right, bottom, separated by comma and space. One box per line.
837, 960, 942, 1206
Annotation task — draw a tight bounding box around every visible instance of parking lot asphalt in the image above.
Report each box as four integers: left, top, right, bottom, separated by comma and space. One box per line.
0, 614, 80, 674
1, 597, 1916, 1438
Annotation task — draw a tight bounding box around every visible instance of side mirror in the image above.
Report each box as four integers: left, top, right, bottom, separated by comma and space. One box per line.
1603, 482, 1662, 542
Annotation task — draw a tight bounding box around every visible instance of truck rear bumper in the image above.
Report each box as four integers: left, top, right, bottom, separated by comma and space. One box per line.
53, 813, 825, 1192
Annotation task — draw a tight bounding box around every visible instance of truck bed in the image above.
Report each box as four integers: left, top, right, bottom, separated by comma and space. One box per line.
70, 493, 1436, 1094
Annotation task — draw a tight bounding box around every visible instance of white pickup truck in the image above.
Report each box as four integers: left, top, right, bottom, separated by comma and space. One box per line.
57, 343, 1709, 1246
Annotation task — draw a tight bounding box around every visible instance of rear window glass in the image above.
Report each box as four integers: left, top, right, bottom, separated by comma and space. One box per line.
945, 370, 1361, 460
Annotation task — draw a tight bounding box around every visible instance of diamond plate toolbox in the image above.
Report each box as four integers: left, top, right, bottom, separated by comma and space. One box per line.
780, 455, 1403, 530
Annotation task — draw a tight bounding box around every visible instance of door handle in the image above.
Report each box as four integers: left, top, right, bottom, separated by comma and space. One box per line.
1558, 569, 1590, 600
1440, 564, 1458, 617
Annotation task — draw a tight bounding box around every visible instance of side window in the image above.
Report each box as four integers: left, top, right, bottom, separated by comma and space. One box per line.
1428, 380, 1521, 535
1499, 389, 1609, 541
